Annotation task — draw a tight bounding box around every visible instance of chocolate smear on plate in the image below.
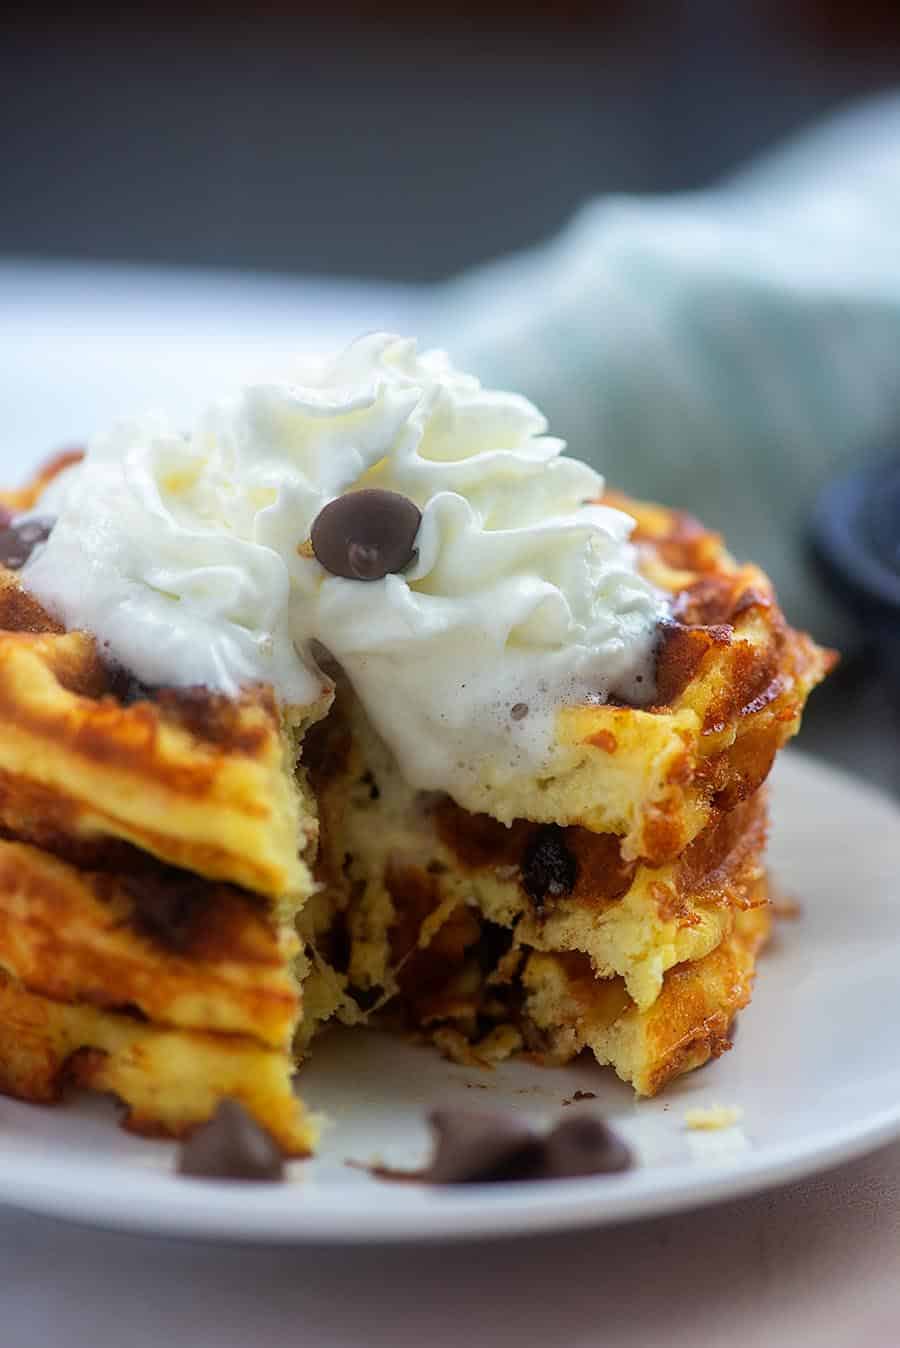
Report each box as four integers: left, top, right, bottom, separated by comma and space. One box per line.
562, 1089, 598, 1106
540, 1115, 632, 1179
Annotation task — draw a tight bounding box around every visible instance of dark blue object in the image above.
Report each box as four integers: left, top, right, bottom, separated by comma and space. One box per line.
814, 455, 900, 680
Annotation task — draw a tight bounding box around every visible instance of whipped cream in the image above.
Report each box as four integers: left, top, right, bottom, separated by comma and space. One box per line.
23, 334, 667, 809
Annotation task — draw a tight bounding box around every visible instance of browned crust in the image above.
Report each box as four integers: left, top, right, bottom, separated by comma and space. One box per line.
531, 895, 771, 1095
374, 794, 767, 1046
0, 618, 304, 897
423, 790, 765, 921
0, 969, 312, 1155
0, 637, 275, 778
639, 903, 770, 1094
0, 838, 298, 1045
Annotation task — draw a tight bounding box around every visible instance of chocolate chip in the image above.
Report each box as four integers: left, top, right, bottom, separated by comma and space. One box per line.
178, 1099, 285, 1181
346, 983, 383, 1013
541, 1115, 633, 1177
0, 516, 55, 570
311, 489, 421, 581
104, 662, 157, 706
424, 1108, 633, 1184
510, 702, 529, 721
123, 869, 211, 953
521, 825, 578, 911
424, 1109, 545, 1184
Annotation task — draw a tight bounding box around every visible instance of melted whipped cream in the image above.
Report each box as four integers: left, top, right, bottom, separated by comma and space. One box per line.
24, 334, 667, 806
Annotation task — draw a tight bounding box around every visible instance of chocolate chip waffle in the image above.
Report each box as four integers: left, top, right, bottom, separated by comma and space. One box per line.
451, 492, 832, 862
0, 455, 318, 1152
298, 497, 832, 1094
0, 454, 832, 1152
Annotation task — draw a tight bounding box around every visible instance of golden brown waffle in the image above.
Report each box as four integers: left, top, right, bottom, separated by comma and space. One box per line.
0, 838, 299, 1045
302, 760, 771, 1094
293, 491, 830, 1094
0, 835, 315, 1152
452, 494, 834, 862
0, 455, 318, 1149
305, 684, 770, 1025
0, 567, 318, 900
0, 970, 313, 1153
522, 894, 771, 1095
0, 454, 832, 1140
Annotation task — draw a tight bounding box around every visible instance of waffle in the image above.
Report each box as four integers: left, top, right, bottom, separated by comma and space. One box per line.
522, 896, 771, 1095
0, 455, 318, 1152
304, 681, 769, 1017
0, 570, 323, 900
0, 839, 299, 1044
0, 970, 310, 1152
0, 455, 832, 1145
302, 681, 772, 1091
455, 493, 832, 862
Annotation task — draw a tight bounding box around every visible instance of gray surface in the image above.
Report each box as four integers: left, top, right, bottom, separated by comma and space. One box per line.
4, 6, 899, 281
2, 1139, 900, 1347
800, 660, 899, 800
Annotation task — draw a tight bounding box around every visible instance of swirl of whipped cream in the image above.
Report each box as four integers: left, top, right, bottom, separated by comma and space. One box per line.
23, 333, 667, 808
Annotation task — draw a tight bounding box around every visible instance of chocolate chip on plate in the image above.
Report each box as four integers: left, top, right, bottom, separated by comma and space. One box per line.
541, 1114, 633, 1178
177, 1099, 286, 1181
0, 517, 55, 570
521, 825, 578, 911
424, 1109, 545, 1184
310, 489, 421, 581
423, 1107, 633, 1184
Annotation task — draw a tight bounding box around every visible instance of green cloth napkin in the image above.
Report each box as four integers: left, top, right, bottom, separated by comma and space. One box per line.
432, 93, 900, 648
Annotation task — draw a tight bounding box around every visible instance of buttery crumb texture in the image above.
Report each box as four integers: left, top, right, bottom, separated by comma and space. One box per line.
684, 1105, 745, 1131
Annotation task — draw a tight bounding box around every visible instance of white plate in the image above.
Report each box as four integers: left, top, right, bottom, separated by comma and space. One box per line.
0, 751, 898, 1243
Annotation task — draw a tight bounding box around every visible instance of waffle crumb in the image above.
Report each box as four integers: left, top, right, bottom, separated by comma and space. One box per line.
684, 1104, 743, 1131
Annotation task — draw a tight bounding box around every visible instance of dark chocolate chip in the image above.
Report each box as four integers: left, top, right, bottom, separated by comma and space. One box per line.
425, 1110, 545, 1184
521, 825, 578, 911
311, 489, 421, 582
123, 870, 211, 953
510, 702, 529, 721
423, 1108, 633, 1184
475, 919, 513, 974
0, 516, 55, 570
541, 1115, 633, 1178
346, 984, 382, 1013
178, 1099, 285, 1181
104, 662, 157, 706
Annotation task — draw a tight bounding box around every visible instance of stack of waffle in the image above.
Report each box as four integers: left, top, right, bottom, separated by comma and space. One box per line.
0, 459, 832, 1149
305, 495, 833, 1095
0, 455, 321, 1151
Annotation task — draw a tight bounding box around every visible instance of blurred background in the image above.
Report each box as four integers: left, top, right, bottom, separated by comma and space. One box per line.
5, 1, 900, 279
3, 0, 900, 789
